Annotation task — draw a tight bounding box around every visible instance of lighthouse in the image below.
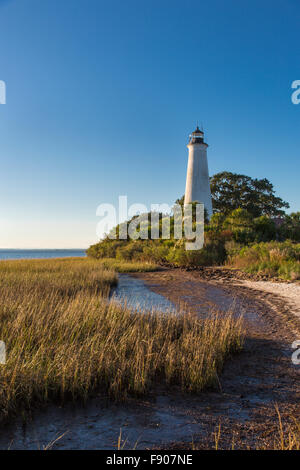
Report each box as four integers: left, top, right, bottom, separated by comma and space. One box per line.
184, 126, 213, 218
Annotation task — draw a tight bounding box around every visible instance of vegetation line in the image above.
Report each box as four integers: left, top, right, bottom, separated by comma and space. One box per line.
87, 173, 300, 281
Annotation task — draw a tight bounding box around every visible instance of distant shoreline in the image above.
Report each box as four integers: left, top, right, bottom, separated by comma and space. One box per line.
0, 248, 87, 251
0, 249, 87, 261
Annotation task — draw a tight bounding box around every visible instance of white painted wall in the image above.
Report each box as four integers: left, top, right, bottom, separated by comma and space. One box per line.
184, 142, 213, 217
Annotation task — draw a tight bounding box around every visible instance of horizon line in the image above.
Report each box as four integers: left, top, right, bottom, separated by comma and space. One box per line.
0, 248, 88, 251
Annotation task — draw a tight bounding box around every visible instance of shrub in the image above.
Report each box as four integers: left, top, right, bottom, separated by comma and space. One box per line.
167, 238, 227, 267
141, 241, 171, 263
229, 241, 300, 280
223, 208, 255, 244
86, 239, 125, 259
116, 241, 145, 261
253, 216, 276, 242
279, 212, 300, 242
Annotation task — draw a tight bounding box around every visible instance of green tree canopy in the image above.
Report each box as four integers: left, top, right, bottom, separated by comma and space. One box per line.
279, 212, 300, 242
210, 172, 289, 217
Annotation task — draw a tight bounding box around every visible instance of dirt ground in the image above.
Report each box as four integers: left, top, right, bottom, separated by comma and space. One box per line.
131, 268, 300, 449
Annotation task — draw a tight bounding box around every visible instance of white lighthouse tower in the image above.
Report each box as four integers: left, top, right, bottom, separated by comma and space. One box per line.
184, 126, 213, 218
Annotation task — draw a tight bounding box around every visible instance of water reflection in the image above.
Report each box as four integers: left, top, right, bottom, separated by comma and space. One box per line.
111, 274, 177, 313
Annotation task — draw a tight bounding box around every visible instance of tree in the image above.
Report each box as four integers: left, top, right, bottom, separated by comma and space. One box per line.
223, 208, 255, 243
210, 172, 289, 217
279, 212, 300, 242
253, 216, 276, 242
209, 212, 226, 231
174, 197, 209, 224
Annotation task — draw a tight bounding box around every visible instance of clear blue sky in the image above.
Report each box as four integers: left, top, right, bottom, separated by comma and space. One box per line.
0, 0, 299, 248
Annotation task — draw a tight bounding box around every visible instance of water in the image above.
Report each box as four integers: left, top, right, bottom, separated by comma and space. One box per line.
111, 274, 177, 313
0, 249, 86, 260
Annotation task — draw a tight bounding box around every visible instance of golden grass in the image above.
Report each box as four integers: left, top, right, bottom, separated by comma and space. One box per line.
0, 258, 243, 422
271, 406, 300, 450
95, 258, 159, 272
190, 407, 300, 450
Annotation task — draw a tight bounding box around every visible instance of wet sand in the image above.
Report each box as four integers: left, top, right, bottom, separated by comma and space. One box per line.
0, 269, 299, 449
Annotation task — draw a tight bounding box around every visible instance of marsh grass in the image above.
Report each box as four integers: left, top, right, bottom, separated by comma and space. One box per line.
95, 258, 159, 272
0, 258, 243, 422
215, 407, 300, 450
271, 406, 300, 450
